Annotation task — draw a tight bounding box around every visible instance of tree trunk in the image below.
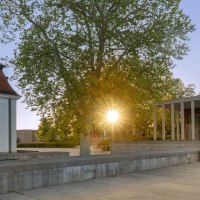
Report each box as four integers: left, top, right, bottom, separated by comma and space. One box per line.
80, 133, 90, 156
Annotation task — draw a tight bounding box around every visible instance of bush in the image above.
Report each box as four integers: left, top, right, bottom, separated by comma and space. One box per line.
98, 139, 111, 151
17, 141, 78, 148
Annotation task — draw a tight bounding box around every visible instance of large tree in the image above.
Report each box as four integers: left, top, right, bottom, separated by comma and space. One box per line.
0, 0, 195, 137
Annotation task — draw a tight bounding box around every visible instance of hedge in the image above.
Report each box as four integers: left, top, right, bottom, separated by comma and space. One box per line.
17, 142, 78, 148
98, 139, 111, 151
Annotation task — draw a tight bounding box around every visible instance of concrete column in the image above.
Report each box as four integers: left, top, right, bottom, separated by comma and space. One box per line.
153, 105, 157, 140
177, 110, 180, 140
191, 101, 195, 140
162, 104, 165, 140
181, 102, 185, 140
171, 104, 175, 140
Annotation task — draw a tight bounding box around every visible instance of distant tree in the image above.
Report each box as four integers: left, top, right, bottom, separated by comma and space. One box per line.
36, 117, 56, 142
0, 0, 195, 139
183, 84, 196, 97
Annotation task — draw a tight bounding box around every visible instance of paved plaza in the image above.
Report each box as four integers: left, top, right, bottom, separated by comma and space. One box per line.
17, 147, 108, 156
1, 162, 200, 200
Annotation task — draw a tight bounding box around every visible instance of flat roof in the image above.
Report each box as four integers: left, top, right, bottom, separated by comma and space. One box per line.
155, 95, 200, 109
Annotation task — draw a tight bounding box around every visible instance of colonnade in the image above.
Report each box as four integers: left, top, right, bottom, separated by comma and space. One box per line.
153, 100, 196, 141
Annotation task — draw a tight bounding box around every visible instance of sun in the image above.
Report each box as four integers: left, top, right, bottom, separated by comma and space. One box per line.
106, 109, 119, 123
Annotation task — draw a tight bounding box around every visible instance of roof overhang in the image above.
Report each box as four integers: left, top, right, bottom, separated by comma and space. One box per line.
0, 93, 21, 100
155, 95, 200, 109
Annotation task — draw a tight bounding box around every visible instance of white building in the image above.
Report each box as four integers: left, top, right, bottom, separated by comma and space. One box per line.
0, 64, 20, 152
17, 129, 38, 143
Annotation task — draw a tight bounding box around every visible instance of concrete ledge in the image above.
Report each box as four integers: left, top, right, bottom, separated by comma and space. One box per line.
0, 150, 199, 193
112, 141, 200, 154
0, 152, 69, 161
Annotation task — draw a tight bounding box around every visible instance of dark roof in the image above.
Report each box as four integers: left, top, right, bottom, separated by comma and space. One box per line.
0, 63, 18, 96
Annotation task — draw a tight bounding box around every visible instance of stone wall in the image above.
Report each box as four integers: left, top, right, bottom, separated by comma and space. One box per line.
111, 141, 200, 155
0, 151, 199, 193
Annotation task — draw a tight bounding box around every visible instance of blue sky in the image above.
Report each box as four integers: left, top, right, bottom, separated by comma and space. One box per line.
172, 0, 200, 92
1, 0, 200, 130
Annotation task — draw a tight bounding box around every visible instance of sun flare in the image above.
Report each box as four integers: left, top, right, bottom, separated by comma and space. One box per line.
106, 109, 119, 123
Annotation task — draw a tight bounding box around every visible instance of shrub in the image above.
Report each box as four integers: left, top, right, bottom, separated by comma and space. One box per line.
17, 141, 78, 148
98, 139, 111, 151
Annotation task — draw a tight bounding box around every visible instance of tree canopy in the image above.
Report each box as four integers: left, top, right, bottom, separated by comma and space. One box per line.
0, 0, 195, 137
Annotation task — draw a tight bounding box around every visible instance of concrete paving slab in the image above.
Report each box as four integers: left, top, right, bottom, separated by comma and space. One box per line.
1, 162, 200, 200
22, 187, 85, 200
95, 173, 168, 188
0, 192, 36, 200
141, 165, 194, 177
141, 182, 200, 200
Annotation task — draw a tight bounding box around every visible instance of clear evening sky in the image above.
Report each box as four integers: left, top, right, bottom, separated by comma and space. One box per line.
0, 0, 200, 130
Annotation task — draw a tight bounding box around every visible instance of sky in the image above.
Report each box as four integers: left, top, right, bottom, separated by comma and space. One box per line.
0, 0, 200, 130
172, 0, 200, 92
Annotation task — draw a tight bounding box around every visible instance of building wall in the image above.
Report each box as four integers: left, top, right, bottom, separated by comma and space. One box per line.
17, 130, 38, 143
0, 97, 17, 152
185, 108, 200, 140
11, 99, 17, 152
0, 98, 9, 152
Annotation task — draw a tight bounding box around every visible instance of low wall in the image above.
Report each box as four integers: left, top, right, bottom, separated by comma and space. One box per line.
111, 141, 200, 154
0, 152, 69, 161
0, 150, 199, 193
